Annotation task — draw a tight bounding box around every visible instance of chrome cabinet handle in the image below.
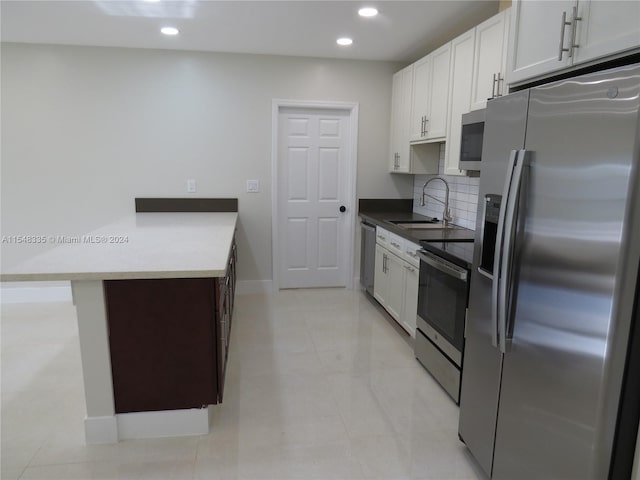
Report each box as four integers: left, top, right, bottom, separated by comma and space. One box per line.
497, 73, 504, 97
492, 73, 497, 98
406, 265, 416, 273
570, 6, 582, 57
391, 242, 401, 248
558, 11, 571, 61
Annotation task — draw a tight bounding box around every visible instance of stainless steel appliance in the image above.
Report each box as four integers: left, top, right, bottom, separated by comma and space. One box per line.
459, 109, 485, 170
360, 221, 376, 295
415, 243, 472, 403
458, 63, 640, 480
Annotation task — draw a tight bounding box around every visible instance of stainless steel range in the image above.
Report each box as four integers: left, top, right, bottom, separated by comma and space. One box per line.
415, 242, 473, 403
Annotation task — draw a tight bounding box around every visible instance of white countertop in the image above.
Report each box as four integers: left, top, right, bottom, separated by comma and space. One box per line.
0, 212, 238, 281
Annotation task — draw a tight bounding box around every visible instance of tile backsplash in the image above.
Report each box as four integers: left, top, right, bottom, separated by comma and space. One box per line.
413, 144, 480, 230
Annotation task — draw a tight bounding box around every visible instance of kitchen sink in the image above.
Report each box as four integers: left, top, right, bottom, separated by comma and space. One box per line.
389, 219, 464, 230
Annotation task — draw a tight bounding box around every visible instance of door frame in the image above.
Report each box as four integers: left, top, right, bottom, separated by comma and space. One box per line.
271, 99, 359, 291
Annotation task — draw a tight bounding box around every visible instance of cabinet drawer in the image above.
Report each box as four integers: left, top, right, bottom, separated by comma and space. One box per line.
376, 227, 390, 247
387, 232, 405, 257
403, 241, 421, 268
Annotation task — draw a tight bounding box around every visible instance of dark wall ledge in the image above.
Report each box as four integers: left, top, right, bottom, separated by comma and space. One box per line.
135, 198, 238, 213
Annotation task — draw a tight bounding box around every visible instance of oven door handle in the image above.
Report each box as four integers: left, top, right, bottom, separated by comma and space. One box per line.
418, 251, 467, 280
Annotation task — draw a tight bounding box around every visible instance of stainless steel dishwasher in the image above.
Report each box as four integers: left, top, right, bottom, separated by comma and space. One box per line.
360, 221, 376, 295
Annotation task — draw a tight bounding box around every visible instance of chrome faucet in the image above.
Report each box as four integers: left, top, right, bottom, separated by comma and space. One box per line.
421, 177, 452, 225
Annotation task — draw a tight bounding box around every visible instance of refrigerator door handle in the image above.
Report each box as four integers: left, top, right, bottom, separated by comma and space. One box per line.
492, 150, 518, 349
498, 149, 528, 353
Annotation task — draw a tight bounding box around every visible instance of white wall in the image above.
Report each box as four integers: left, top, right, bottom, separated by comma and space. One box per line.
1, 43, 413, 284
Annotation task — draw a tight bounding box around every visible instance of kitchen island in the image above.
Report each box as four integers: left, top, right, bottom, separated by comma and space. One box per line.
0, 211, 237, 444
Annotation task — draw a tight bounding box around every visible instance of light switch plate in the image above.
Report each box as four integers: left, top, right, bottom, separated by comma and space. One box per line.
246, 179, 259, 193
187, 179, 197, 193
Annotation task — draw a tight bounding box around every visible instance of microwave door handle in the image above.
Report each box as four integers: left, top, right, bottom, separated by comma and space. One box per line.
498, 149, 528, 354
492, 150, 518, 349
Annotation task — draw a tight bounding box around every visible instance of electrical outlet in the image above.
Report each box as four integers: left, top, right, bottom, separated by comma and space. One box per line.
246, 179, 259, 193
187, 179, 197, 193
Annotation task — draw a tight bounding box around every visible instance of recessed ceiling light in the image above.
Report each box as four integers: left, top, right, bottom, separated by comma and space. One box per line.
161, 27, 179, 36
358, 7, 378, 17
337, 37, 353, 46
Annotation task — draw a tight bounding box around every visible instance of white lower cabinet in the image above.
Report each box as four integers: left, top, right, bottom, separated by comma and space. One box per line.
374, 229, 420, 337
374, 244, 403, 321
401, 261, 419, 337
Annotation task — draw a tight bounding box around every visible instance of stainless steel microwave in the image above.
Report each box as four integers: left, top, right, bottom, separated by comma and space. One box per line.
459, 109, 485, 170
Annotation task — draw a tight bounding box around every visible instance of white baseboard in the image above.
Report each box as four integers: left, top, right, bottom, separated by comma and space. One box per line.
116, 408, 211, 440
0, 281, 73, 304
84, 415, 118, 444
236, 279, 272, 295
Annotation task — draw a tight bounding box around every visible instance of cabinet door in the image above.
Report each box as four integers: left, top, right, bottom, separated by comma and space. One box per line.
573, 1, 640, 65
402, 263, 419, 337
444, 30, 476, 176
396, 65, 414, 173
410, 55, 431, 142
508, 0, 575, 85
384, 251, 404, 321
389, 66, 413, 173
374, 244, 387, 306
389, 70, 403, 172
426, 42, 451, 140
471, 9, 510, 111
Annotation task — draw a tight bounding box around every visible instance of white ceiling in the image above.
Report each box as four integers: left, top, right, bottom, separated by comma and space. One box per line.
1, 1, 500, 63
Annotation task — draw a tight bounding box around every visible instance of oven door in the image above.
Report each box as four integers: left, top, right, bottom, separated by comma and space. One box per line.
417, 250, 468, 366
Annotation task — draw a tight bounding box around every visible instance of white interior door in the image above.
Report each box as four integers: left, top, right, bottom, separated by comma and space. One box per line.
277, 107, 351, 289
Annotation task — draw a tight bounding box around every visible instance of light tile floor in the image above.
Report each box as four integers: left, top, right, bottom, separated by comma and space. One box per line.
1, 289, 487, 480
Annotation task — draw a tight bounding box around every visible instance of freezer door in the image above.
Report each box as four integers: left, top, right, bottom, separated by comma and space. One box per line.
458, 90, 529, 477
492, 64, 640, 480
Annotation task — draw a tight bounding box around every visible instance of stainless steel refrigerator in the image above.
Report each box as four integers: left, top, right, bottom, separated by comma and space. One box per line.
458, 63, 640, 480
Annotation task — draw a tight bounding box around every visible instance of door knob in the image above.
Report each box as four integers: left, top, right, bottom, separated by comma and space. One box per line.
339, 206, 346, 213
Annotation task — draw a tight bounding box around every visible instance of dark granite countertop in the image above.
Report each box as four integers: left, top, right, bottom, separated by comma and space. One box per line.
420, 241, 475, 270
359, 211, 476, 244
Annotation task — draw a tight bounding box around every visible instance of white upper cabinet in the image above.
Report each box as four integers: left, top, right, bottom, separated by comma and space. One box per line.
573, 1, 640, 65
389, 65, 413, 173
444, 30, 476, 176
410, 43, 451, 143
509, 0, 640, 86
410, 54, 431, 142
509, 1, 574, 85
427, 43, 452, 140
470, 9, 511, 111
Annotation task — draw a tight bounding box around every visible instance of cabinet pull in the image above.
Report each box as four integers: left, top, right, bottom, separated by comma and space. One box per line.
383, 254, 387, 273
492, 73, 497, 98
558, 11, 571, 61
570, 6, 582, 57
391, 242, 401, 248
497, 73, 504, 97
